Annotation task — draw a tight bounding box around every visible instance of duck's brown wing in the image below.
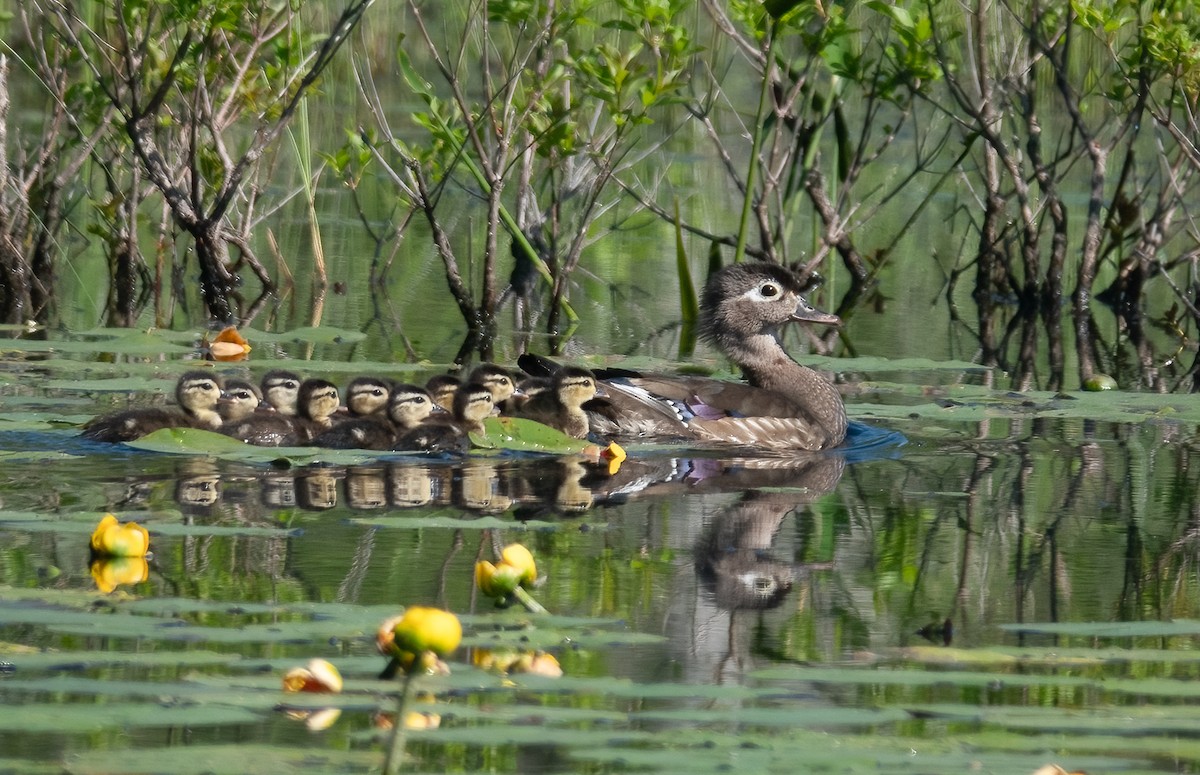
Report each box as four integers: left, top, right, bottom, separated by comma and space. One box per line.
622, 376, 839, 451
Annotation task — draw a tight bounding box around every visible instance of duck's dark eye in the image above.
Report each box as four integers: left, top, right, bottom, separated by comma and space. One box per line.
760, 283, 779, 298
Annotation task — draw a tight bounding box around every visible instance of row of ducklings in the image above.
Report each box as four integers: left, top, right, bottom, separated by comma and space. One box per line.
81, 363, 602, 452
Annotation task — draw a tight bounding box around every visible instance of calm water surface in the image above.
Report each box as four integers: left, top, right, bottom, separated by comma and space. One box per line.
1, 343, 1199, 773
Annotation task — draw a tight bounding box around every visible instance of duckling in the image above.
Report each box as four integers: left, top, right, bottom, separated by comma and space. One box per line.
424, 374, 461, 413
312, 383, 429, 450
293, 378, 342, 444
81, 371, 225, 442
260, 369, 302, 415
394, 383, 493, 453
468, 363, 517, 413
514, 366, 601, 438
218, 379, 264, 424
387, 384, 438, 431
342, 375, 391, 418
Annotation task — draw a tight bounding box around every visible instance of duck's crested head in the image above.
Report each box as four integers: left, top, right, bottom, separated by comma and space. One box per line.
220, 378, 263, 422
699, 262, 839, 349
345, 375, 391, 416
176, 371, 225, 413
388, 383, 436, 428
298, 378, 341, 422
454, 382, 496, 423
555, 367, 599, 408
261, 369, 302, 415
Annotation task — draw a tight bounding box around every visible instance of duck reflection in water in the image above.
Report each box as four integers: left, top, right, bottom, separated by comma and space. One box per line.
677, 454, 845, 683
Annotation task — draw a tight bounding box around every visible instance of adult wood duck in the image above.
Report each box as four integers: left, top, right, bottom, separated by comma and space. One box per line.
514, 366, 602, 439
522, 261, 846, 451
81, 371, 226, 443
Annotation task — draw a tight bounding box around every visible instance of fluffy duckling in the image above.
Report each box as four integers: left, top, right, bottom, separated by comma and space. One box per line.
82, 371, 225, 442
468, 363, 517, 413
260, 369, 302, 416
293, 378, 342, 444
395, 383, 493, 453
219, 379, 264, 424
343, 375, 391, 418
514, 366, 601, 438
424, 374, 461, 414
312, 382, 428, 451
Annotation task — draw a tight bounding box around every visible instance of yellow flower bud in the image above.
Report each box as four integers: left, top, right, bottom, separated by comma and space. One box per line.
89, 556, 149, 594
390, 606, 462, 658
500, 543, 537, 588
90, 514, 150, 558
476, 559, 520, 598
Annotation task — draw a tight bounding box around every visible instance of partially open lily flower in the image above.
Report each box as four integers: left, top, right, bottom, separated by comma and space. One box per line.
500, 543, 537, 587
204, 326, 252, 362
473, 648, 563, 678
282, 658, 344, 693
90, 514, 150, 558
90, 556, 149, 594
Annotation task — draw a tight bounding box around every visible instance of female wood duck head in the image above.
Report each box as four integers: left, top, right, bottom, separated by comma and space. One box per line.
699, 261, 840, 362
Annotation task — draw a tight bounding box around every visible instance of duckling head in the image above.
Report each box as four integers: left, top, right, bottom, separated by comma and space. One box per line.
345, 376, 391, 417
425, 374, 461, 413
555, 367, 599, 410
176, 371, 225, 416
388, 384, 436, 429
298, 379, 341, 424
261, 370, 302, 416
468, 363, 517, 404
219, 378, 263, 423
454, 383, 495, 425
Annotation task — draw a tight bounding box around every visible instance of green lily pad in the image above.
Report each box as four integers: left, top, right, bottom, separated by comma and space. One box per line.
471, 417, 590, 454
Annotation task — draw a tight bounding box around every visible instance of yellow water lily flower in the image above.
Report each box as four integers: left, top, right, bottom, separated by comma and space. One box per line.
389, 606, 462, 659
89, 556, 149, 593
475, 559, 522, 598
500, 543, 537, 587
90, 514, 150, 558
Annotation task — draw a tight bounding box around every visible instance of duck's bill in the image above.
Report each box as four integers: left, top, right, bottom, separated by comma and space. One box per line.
791, 298, 841, 326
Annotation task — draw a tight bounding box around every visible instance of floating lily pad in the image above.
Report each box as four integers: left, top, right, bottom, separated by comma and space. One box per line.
471, 417, 590, 454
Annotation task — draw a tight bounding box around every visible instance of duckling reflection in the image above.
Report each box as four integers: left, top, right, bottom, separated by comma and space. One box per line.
345, 467, 388, 510
455, 460, 513, 513
298, 470, 339, 510
175, 459, 222, 510
388, 463, 452, 508
260, 473, 298, 509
